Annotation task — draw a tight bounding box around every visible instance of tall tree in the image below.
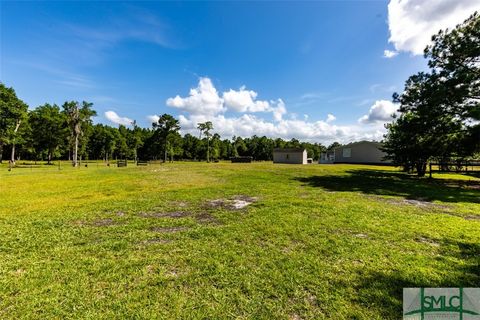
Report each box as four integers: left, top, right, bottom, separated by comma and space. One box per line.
29, 104, 67, 164
62, 101, 97, 167
129, 120, 144, 161
197, 121, 213, 162
384, 12, 480, 176
153, 114, 180, 163
0, 83, 29, 164
425, 12, 480, 153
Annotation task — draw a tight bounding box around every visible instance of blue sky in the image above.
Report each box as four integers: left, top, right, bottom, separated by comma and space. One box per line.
1, 0, 478, 143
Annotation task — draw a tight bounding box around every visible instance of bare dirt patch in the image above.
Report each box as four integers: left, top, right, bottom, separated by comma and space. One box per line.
354, 233, 369, 239
139, 211, 191, 219
169, 201, 189, 208
149, 226, 189, 233
195, 212, 221, 225
73, 218, 119, 227
206, 195, 258, 210
368, 195, 451, 210
416, 236, 440, 247
91, 218, 118, 227
464, 215, 480, 221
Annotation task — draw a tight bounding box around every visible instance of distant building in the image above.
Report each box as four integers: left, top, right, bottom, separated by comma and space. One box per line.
319, 141, 391, 165
319, 151, 335, 164
273, 148, 308, 164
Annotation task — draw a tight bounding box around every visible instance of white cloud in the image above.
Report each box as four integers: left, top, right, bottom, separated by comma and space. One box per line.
165, 77, 389, 144
272, 99, 287, 122
167, 78, 287, 120
359, 100, 398, 124
166, 77, 225, 116
147, 114, 160, 124
326, 114, 336, 123
387, 0, 480, 55
105, 111, 133, 126
383, 49, 398, 58
178, 113, 385, 144
223, 86, 270, 113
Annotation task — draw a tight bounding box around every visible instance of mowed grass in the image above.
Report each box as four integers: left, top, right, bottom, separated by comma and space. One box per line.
0, 162, 479, 319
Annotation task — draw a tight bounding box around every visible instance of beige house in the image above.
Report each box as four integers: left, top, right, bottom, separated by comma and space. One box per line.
273, 148, 308, 164
320, 141, 391, 165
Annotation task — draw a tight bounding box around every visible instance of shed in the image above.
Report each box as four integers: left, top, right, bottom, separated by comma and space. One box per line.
332, 141, 391, 165
273, 148, 308, 164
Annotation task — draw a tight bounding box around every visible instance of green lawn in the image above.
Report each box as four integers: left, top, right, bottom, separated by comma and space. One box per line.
0, 162, 479, 319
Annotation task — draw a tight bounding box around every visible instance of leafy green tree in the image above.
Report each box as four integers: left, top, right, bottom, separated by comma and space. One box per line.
384, 12, 479, 176
197, 121, 213, 162
29, 104, 67, 164
116, 125, 130, 159
425, 12, 480, 121
129, 120, 144, 161
384, 72, 463, 176
153, 114, 180, 162
0, 83, 29, 164
233, 136, 248, 157
166, 132, 183, 162
327, 142, 341, 151
62, 101, 97, 166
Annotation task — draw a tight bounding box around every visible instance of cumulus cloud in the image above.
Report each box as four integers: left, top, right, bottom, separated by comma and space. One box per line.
326, 114, 336, 123
165, 77, 388, 144
358, 100, 398, 124
105, 111, 133, 126
223, 86, 270, 113
387, 0, 480, 55
166, 77, 225, 115
383, 49, 398, 58
167, 77, 288, 121
147, 114, 160, 124
272, 99, 287, 122
177, 113, 385, 144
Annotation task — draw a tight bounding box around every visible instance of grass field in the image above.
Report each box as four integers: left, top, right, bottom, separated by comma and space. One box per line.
0, 162, 479, 319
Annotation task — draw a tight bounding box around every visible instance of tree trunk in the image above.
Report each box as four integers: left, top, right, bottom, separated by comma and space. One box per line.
207, 138, 210, 163
0, 141, 3, 163
73, 134, 78, 167
416, 161, 427, 177
164, 138, 167, 163
10, 143, 16, 164
47, 151, 52, 165
10, 120, 21, 165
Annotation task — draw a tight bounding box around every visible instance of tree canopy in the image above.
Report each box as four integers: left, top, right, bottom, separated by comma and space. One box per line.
383, 12, 480, 176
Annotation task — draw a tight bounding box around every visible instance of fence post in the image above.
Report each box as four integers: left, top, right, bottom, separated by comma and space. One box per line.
429, 163, 432, 179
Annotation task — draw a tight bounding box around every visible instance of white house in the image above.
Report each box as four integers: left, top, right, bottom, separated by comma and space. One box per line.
320, 141, 391, 165
273, 148, 308, 164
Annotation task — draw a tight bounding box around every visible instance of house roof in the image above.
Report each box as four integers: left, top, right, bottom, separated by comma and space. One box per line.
334, 140, 382, 150
273, 148, 306, 153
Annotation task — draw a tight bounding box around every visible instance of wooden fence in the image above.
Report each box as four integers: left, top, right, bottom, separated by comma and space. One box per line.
429, 161, 480, 177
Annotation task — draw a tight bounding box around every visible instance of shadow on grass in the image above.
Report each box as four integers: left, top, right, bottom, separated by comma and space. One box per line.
348, 239, 479, 318
295, 169, 480, 203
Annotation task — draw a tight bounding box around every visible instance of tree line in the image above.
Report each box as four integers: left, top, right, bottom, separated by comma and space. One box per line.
0, 91, 332, 165
383, 12, 480, 176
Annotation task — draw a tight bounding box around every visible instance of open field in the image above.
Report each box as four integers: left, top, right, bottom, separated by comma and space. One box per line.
0, 162, 479, 319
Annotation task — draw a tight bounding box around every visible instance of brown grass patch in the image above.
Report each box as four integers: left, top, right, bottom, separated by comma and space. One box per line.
416, 236, 440, 247
139, 211, 191, 218
149, 226, 189, 233
195, 212, 221, 225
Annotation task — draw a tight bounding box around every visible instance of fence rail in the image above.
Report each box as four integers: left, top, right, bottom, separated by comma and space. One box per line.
429, 161, 480, 176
